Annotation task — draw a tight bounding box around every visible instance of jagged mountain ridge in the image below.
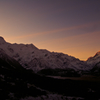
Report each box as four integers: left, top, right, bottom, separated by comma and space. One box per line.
87, 51, 100, 67
86, 51, 100, 74
0, 36, 89, 72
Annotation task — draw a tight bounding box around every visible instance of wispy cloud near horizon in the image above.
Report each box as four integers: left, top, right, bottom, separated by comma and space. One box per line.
5, 21, 100, 42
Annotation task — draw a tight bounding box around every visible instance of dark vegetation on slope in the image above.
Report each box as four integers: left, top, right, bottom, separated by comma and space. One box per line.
0, 57, 46, 100
32, 75, 100, 100
91, 62, 100, 76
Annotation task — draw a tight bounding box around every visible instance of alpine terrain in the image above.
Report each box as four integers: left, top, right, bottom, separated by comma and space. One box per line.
0, 36, 100, 100
0, 36, 89, 72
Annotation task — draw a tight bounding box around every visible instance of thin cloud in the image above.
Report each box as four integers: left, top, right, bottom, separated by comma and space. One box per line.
7, 21, 100, 41
36, 30, 100, 45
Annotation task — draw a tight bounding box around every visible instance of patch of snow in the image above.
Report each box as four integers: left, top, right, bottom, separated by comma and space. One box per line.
20, 94, 84, 100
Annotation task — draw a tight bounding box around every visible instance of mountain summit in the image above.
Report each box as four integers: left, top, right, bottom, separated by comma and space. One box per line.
87, 51, 100, 67
0, 36, 6, 44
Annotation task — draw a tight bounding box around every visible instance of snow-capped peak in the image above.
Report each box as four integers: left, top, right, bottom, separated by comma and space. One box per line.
94, 51, 100, 57
87, 57, 93, 61
86, 50, 100, 68
87, 51, 100, 61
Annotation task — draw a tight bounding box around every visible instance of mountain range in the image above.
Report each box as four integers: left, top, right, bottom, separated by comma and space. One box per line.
0, 36, 100, 73
0, 37, 93, 70
0, 36, 100, 100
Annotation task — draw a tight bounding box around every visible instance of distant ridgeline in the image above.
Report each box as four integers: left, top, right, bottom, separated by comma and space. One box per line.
0, 36, 100, 76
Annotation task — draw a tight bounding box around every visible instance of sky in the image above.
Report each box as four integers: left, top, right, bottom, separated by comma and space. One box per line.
0, 0, 100, 60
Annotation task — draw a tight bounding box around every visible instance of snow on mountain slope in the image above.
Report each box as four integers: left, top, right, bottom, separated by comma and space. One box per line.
0, 48, 24, 71
86, 51, 100, 67
0, 36, 89, 72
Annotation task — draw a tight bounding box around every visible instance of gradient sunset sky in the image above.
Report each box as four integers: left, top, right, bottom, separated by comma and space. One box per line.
0, 0, 100, 60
